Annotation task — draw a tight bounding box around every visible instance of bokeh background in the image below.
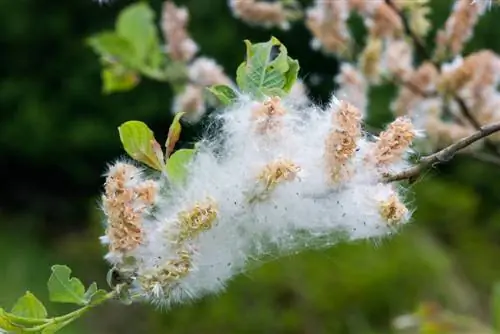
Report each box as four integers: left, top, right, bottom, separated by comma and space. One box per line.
2, 0, 500, 333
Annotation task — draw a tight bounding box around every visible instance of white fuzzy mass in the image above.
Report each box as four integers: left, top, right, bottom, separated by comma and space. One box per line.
101, 94, 414, 308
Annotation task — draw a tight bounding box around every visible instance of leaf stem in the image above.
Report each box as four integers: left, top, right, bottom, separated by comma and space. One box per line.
23, 291, 116, 332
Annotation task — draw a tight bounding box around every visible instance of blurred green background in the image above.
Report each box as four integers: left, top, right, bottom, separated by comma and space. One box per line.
2, 0, 500, 333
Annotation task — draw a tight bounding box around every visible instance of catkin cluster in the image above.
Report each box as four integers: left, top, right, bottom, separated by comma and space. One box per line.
228, 0, 500, 154
101, 94, 416, 307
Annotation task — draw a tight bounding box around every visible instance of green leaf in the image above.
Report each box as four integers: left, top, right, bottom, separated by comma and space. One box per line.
493, 282, 500, 331
102, 66, 140, 94
47, 265, 86, 305
88, 32, 141, 93
83, 283, 97, 301
282, 58, 300, 93
165, 112, 185, 158
87, 32, 137, 66
118, 121, 164, 171
11, 292, 47, 319
236, 37, 299, 99
83, 283, 109, 306
166, 148, 195, 185
116, 3, 162, 68
207, 85, 238, 106
88, 4, 165, 86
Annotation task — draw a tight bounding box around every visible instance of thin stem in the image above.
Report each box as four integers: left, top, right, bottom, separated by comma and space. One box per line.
454, 96, 500, 155
384, 121, 500, 182
24, 291, 117, 332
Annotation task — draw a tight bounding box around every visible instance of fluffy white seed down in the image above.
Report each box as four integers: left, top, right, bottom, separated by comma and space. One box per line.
101, 94, 414, 308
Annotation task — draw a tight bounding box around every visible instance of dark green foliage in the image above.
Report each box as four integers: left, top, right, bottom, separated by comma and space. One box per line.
3, 0, 500, 333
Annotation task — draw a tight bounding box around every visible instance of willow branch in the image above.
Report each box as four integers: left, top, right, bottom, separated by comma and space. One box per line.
384, 121, 500, 182
454, 96, 500, 155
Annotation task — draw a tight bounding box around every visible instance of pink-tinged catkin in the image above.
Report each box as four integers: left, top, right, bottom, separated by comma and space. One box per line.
251, 96, 287, 135
324, 101, 362, 183
465, 51, 500, 103
438, 60, 474, 96
135, 180, 159, 204
102, 163, 158, 255
229, 0, 290, 29
352, 0, 403, 38
435, 0, 487, 58
161, 1, 198, 62
348, 0, 382, 13
470, 94, 500, 141
372, 117, 416, 167
188, 57, 232, 87
370, 2, 403, 38
383, 38, 414, 81
379, 193, 408, 226
173, 84, 205, 120
425, 115, 476, 149
335, 63, 368, 115
391, 62, 439, 116
306, 0, 351, 56
439, 51, 500, 99
438, 52, 500, 138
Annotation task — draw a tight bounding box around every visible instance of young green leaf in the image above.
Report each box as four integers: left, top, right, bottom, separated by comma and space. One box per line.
83, 283, 109, 306
11, 292, 47, 320
165, 112, 185, 158
88, 3, 165, 94
152, 139, 166, 167
282, 57, 299, 93
118, 121, 164, 171
207, 85, 238, 105
236, 37, 299, 99
82, 283, 106, 305
87, 32, 137, 67
102, 66, 140, 94
83, 283, 97, 302
116, 3, 163, 69
165, 148, 195, 185
47, 265, 87, 305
